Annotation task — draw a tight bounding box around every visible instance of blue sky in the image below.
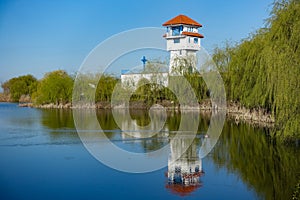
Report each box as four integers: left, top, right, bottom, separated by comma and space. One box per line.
0, 0, 274, 84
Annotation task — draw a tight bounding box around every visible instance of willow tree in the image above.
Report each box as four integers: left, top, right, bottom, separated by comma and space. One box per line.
95, 75, 118, 102
33, 70, 74, 105
213, 0, 300, 141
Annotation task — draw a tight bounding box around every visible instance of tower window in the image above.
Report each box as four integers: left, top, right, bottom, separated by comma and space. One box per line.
172, 26, 181, 36
194, 38, 198, 44
174, 38, 180, 43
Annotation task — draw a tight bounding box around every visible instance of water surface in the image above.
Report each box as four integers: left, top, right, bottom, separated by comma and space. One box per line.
0, 103, 299, 200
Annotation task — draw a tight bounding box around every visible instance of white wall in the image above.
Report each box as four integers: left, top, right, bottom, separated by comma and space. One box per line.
121, 72, 169, 90
166, 36, 200, 51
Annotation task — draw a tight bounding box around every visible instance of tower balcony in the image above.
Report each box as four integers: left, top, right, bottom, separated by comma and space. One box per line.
163, 33, 185, 39
166, 35, 201, 51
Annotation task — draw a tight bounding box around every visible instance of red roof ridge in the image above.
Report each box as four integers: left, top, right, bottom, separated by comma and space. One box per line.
182, 31, 204, 38
166, 184, 201, 197
163, 14, 202, 27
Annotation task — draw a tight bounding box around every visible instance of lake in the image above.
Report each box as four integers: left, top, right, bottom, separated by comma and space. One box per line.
0, 102, 299, 200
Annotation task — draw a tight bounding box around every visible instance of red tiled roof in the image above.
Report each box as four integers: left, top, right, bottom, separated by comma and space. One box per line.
166, 184, 201, 197
163, 15, 202, 27
182, 31, 204, 38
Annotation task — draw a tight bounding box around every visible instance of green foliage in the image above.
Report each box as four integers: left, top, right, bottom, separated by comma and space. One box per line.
1, 74, 37, 102
212, 122, 300, 200
293, 179, 300, 200
171, 55, 196, 75
72, 73, 119, 104
129, 75, 208, 105
72, 73, 98, 103
33, 70, 73, 105
127, 61, 170, 104
130, 78, 165, 106
213, 0, 300, 141
132, 78, 152, 102
96, 75, 118, 102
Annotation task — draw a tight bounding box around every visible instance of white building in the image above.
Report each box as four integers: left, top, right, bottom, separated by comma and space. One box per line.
121, 14, 204, 89
121, 70, 169, 90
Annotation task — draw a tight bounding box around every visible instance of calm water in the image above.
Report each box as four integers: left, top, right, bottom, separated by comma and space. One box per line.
0, 103, 299, 200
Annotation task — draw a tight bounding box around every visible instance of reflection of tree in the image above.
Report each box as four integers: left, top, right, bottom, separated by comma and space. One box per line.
40, 109, 77, 140
166, 135, 204, 197
117, 110, 208, 153
166, 111, 210, 136
140, 135, 169, 152
211, 122, 300, 200
129, 109, 151, 127
41, 109, 75, 129
96, 109, 119, 139
118, 109, 169, 152
41, 109, 120, 139
96, 109, 119, 130
165, 112, 181, 131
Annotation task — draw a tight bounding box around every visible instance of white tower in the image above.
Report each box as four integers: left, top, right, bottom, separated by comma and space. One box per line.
163, 15, 204, 75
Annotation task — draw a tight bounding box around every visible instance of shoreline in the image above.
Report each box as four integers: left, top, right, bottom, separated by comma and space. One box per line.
18, 101, 275, 127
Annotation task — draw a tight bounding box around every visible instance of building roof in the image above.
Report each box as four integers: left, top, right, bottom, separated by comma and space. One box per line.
163, 15, 202, 27
182, 31, 204, 38
166, 184, 201, 197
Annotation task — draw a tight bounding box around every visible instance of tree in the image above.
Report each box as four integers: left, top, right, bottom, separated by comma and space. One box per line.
1, 75, 37, 102
213, 0, 300, 141
95, 75, 118, 102
33, 70, 73, 105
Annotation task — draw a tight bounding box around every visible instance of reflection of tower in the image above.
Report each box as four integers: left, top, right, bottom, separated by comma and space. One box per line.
166, 135, 204, 196
118, 109, 169, 142
163, 14, 204, 74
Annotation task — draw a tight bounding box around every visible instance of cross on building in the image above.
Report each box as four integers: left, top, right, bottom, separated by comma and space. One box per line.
141, 56, 147, 71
